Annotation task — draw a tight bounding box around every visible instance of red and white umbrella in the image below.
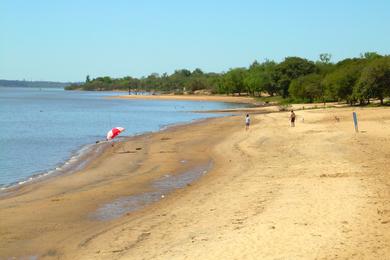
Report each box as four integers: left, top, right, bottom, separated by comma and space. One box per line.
106, 127, 125, 140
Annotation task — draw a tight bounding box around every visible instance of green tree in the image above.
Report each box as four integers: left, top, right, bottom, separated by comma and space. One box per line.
205, 73, 222, 94
185, 78, 207, 92
322, 58, 368, 103
260, 60, 278, 96
356, 57, 390, 105
289, 74, 323, 102
244, 60, 277, 96
360, 52, 382, 60
168, 69, 192, 91
249, 60, 260, 69
224, 68, 247, 95
319, 53, 332, 64
244, 69, 262, 96
273, 57, 317, 98
192, 68, 204, 76
316, 54, 335, 76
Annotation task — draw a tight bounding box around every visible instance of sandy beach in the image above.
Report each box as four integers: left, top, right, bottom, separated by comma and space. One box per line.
1, 106, 390, 259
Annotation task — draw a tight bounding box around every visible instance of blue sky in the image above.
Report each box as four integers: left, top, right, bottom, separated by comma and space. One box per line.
1, 0, 390, 82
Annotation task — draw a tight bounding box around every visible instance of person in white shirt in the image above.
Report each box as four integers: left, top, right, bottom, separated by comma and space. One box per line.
245, 114, 250, 131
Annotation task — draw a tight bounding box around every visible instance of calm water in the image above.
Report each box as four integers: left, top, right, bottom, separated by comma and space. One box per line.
0, 87, 241, 188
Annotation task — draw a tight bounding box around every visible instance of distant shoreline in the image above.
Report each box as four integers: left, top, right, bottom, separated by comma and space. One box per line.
0, 80, 73, 88
111, 94, 259, 104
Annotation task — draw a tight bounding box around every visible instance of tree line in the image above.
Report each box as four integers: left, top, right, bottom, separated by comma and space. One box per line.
0, 80, 70, 88
65, 52, 390, 105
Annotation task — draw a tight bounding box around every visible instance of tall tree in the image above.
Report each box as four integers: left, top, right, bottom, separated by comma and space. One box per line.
289, 74, 323, 103
356, 57, 390, 105
224, 68, 247, 95
322, 59, 366, 103
244, 60, 277, 96
273, 57, 317, 98
319, 53, 332, 64
360, 52, 382, 60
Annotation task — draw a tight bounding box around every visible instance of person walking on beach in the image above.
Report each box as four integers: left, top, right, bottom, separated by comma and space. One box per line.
290, 110, 296, 127
245, 114, 250, 130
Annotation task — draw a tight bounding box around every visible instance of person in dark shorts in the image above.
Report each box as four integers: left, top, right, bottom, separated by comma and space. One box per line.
290, 110, 296, 127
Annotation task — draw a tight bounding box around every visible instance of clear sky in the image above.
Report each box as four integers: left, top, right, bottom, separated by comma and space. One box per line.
1, 0, 390, 82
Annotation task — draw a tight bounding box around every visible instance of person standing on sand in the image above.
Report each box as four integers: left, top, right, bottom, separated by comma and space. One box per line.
290, 110, 296, 127
245, 114, 250, 130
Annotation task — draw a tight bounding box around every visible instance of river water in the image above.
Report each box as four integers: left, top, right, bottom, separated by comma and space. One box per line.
0, 87, 241, 188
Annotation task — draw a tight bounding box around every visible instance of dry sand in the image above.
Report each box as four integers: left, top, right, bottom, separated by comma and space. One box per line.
1, 106, 390, 259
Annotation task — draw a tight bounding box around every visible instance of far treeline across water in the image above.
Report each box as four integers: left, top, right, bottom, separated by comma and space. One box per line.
66, 52, 390, 105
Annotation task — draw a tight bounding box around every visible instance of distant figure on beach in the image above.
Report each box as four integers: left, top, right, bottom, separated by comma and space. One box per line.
290, 110, 296, 127
245, 114, 250, 130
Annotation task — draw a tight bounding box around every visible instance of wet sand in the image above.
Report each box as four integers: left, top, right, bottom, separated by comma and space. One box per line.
1, 107, 390, 259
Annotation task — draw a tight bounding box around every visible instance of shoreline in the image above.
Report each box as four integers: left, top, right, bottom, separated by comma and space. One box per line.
1, 106, 390, 259
111, 94, 259, 104
0, 140, 110, 196
0, 114, 242, 258
0, 104, 235, 195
